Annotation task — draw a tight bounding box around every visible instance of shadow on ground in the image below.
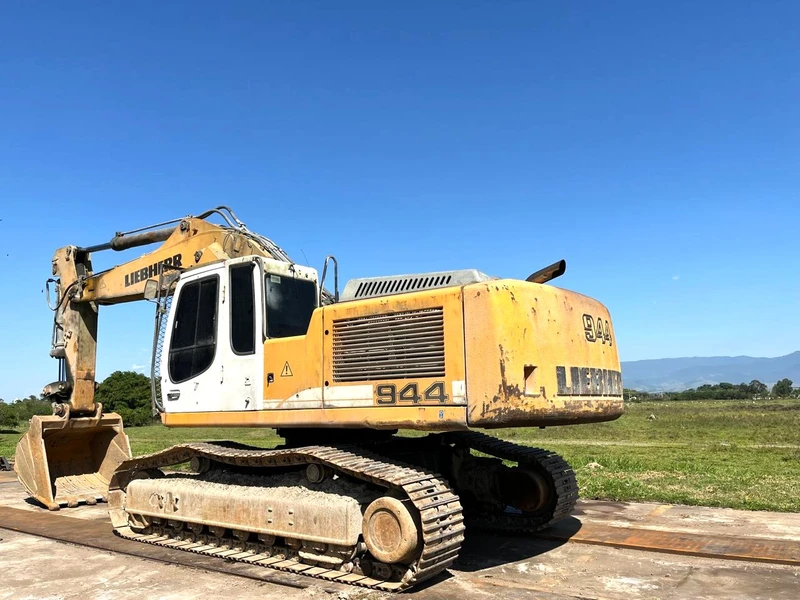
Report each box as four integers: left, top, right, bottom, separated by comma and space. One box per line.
452, 517, 582, 572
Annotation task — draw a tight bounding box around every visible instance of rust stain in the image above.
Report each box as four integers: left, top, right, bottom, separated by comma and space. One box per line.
498, 344, 507, 387
494, 344, 523, 404
476, 399, 623, 427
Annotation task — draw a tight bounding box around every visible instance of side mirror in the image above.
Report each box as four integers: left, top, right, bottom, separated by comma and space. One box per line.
143, 279, 159, 300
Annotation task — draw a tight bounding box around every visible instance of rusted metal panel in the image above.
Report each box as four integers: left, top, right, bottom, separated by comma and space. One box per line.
256, 286, 468, 426
463, 280, 624, 428
538, 520, 800, 567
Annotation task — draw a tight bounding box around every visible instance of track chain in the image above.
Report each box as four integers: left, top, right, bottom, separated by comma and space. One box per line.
444, 431, 579, 533
111, 442, 464, 592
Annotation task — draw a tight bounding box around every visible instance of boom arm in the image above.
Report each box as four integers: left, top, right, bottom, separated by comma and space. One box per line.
47, 209, 291, 416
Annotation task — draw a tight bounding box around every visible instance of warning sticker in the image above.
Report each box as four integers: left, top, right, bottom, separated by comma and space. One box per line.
281, 361, 293, 377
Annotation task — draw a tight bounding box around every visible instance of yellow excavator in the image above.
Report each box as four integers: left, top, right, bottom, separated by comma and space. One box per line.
15, 206, 623, 591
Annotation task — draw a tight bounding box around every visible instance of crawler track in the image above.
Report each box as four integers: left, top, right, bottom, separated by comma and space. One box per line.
109, 442, 465, 592
443, 431, 579, 533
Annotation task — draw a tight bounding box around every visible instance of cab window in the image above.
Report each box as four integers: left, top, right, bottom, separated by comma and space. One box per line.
265, 275, 316, 338
169, 275, 219, 383
230, 263, 255, 354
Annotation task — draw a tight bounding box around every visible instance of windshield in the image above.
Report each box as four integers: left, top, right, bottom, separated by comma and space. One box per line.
265, 275, 317, 338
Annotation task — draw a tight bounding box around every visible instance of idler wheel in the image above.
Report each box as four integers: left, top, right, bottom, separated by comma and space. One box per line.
500, 466, 552, 513
362, 497, 420, 564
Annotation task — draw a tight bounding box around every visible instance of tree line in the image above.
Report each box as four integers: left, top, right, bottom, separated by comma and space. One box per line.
625, 378, 796, 402
0, 371, 155, 430
0, 395, 51, 430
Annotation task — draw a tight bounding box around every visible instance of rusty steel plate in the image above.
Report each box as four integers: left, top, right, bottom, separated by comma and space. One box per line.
537, 519, 800, 567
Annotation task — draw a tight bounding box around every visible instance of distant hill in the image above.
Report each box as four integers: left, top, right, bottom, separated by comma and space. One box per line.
621, 351, 800, 392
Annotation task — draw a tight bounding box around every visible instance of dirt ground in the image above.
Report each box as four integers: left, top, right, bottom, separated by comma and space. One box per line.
0, 529, 332, 600
1, 471, 799, 600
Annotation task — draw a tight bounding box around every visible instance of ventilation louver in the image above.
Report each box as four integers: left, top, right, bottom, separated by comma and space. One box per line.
340, 269, 493, 302
332, 308, 445, 382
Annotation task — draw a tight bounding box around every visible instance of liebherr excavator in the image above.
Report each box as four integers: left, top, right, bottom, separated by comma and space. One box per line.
15, 206, 623, 591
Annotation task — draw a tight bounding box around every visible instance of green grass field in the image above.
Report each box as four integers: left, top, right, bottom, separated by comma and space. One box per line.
2, 399, 798, 512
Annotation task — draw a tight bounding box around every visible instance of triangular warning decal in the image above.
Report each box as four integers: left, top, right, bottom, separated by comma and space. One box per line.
281, 361, 293, 377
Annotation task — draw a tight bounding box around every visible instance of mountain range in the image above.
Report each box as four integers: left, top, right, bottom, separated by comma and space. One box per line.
621, 351, 800, 392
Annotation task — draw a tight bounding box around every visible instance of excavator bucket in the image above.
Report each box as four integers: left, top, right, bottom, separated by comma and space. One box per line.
14, 413, 132, 510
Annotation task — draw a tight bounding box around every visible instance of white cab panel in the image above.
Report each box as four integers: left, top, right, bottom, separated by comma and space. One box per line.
161, 259, 264, 413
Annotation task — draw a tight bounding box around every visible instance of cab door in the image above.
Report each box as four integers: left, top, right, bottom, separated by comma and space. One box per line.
218, 259, 263, 411
161, 265, 224, 413
161, 260, 262, 413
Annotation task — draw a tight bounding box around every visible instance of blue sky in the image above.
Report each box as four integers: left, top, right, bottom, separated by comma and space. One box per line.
1, 1, 798, 400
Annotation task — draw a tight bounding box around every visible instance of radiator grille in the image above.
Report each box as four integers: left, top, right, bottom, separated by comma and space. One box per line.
332, 308, 445, 382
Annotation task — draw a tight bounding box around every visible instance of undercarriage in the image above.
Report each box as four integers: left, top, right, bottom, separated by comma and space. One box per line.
107, 431, 577, 592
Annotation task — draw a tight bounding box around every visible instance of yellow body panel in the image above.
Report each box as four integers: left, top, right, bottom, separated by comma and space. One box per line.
164, 279, 622, 431
262, 311, 325, 406
463, 280, 623, 427
161, 406, 467, 430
